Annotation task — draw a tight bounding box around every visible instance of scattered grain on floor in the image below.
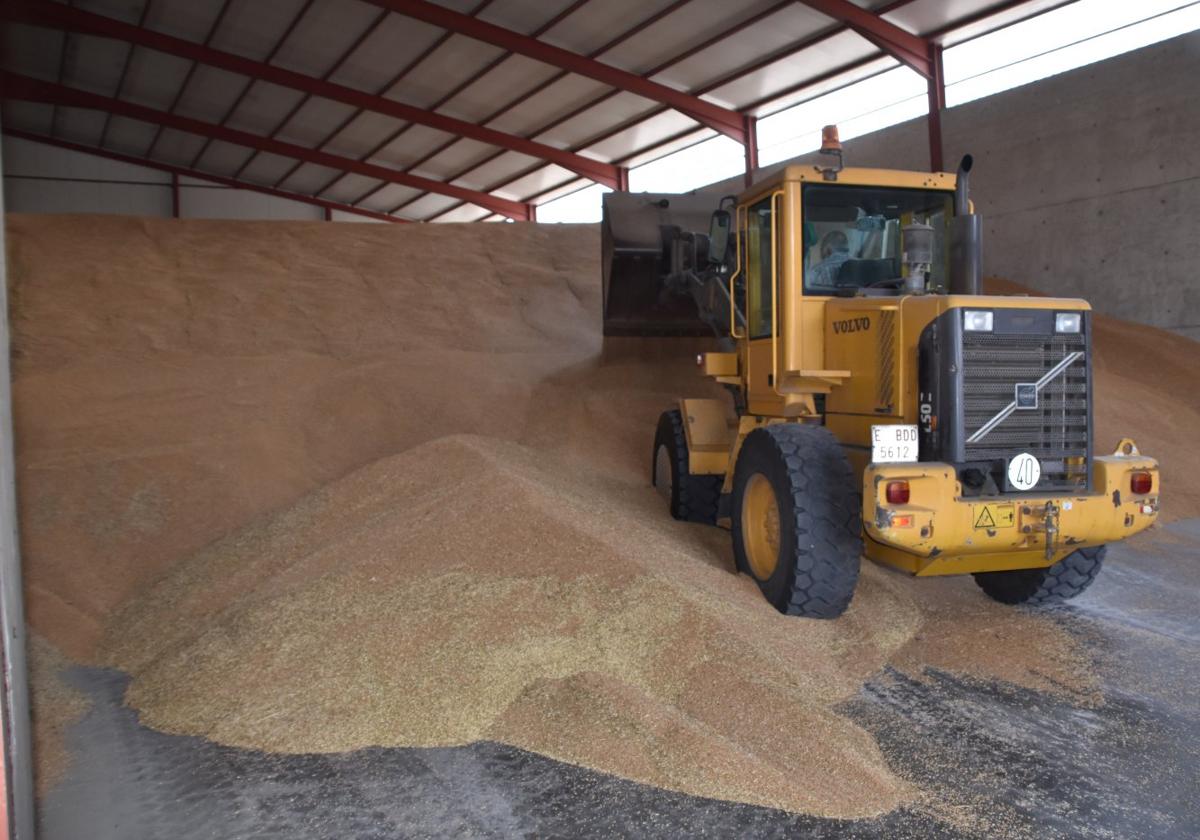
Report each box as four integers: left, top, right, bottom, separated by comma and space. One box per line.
27, 634, 89, 797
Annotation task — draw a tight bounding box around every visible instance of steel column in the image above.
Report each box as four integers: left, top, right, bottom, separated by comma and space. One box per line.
743, 114, 758, 187
171, 172, 180, 218
926, 43, 945, 172
0, 121, 34, 840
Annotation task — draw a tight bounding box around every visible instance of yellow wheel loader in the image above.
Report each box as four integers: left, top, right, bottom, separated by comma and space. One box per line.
607, 129, 1160, 619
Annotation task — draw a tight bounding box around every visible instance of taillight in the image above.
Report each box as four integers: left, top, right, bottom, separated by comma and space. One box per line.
886, 481, 910, 505
1130, 472, 1153, 495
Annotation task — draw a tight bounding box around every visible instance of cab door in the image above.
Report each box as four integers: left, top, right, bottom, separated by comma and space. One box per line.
742, 192, 785, 415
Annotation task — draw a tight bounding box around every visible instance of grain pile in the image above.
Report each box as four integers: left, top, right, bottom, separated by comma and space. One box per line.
7, 214, 1194, 813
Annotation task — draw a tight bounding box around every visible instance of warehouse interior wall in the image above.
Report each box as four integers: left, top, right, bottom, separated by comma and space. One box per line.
0, 137, 325, 222
705, 30, 1200, 340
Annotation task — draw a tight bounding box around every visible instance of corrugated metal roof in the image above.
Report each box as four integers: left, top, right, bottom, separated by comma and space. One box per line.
1, 0, 1068, 222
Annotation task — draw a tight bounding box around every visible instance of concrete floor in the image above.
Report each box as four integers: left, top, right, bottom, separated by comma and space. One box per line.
38, 519, 1200, 839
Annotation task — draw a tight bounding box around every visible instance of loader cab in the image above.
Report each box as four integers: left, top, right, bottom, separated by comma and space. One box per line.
730, 166, 960, 417
800, 183, 954, 295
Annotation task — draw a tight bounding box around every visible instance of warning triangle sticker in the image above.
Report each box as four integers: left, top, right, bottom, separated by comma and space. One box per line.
974, 507, 996, 529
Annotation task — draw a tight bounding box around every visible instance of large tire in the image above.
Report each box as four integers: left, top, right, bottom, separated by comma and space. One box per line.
652, 409, 721, 524
731, 424, 862, 619
973, 545, 1106, 605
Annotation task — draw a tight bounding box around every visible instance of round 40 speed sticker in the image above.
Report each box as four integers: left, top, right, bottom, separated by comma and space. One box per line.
1008, 452, 1041, 491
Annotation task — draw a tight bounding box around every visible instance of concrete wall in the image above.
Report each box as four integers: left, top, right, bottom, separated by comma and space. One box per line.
707, 31, 1200, 339
1, 137, 328, 222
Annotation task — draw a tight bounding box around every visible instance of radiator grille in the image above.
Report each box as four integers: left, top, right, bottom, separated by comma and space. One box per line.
961, 331, 1089, 490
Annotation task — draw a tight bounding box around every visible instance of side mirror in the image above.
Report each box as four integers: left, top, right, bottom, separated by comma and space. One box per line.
707, 209, 731, 264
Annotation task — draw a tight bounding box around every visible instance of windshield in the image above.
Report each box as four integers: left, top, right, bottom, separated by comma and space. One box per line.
801, 184, 954, 295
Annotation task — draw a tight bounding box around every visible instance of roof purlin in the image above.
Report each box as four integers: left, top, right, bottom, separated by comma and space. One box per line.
2, 71, 535, 220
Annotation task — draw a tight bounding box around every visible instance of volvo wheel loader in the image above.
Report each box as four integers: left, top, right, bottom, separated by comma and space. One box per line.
605, 128, 1161, 619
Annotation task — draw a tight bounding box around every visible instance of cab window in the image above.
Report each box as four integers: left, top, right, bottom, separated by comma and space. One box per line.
745, 196, 777, 339
802, 185, 953, 295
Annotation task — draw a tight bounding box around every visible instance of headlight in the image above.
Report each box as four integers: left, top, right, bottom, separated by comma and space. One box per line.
963, 310, 993, 332
1055, 312, 1082, 333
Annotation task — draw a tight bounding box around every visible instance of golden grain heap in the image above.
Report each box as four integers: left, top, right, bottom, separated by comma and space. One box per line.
9, 214, 1195, 814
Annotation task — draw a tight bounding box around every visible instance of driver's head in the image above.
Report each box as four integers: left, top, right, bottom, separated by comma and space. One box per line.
820, 230, 849, 259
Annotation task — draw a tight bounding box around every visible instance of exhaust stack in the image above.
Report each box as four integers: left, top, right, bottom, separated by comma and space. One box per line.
949, 154, 983, 296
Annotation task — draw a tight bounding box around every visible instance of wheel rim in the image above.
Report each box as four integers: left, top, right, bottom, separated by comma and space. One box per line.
654, 444, 672, 503
741, 472, 780, 580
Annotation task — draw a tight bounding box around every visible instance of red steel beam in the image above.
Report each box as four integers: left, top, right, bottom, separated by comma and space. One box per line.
445, 0, 933, 214
493, 0, 1041, 207
1, 72, 535, 220
363, 0, 748, 142
390, 0, 704, 217
1, 0, 624, 190
327, 0, 592, 204
405, 0, 899, 219
47, 0, 73, 140
143, 0, 234, 160
2, 127, 407, 223
233, 2, 384, 182
272, 0, 494, 192
797, 0, 932, 78
98, 0, 152, 149
190, 0, 318, 171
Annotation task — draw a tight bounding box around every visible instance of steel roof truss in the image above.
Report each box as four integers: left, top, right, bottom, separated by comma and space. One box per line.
0, 0, 624, 190
2, 72, 535, 220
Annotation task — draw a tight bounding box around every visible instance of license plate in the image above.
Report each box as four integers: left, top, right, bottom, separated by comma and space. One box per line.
871, 425, 918, 463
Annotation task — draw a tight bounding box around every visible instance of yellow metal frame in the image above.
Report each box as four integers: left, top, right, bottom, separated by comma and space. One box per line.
769, 189, 784, 398
729, 203, 746, 339
862, 450, 1159, 576
679, 398, 735, 475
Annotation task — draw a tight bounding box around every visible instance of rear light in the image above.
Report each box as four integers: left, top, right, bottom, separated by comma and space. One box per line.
1130, 471, 1153, 495
890, 514, 914, 528
886, 481, 910, 505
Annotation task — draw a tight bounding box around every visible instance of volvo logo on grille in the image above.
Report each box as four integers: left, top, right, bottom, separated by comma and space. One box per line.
1015, 383, 1038, 410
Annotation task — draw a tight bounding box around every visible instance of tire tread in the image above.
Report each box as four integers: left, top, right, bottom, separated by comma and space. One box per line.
654, 409, 721, 524
973, 545, 1106, 605
733, 423, 862, 619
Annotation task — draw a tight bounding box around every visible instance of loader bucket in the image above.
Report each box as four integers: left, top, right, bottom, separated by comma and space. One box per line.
601, 191, 724, 336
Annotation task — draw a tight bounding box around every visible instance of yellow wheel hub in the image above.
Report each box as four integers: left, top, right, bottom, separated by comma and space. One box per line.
741, 472, 781, 580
